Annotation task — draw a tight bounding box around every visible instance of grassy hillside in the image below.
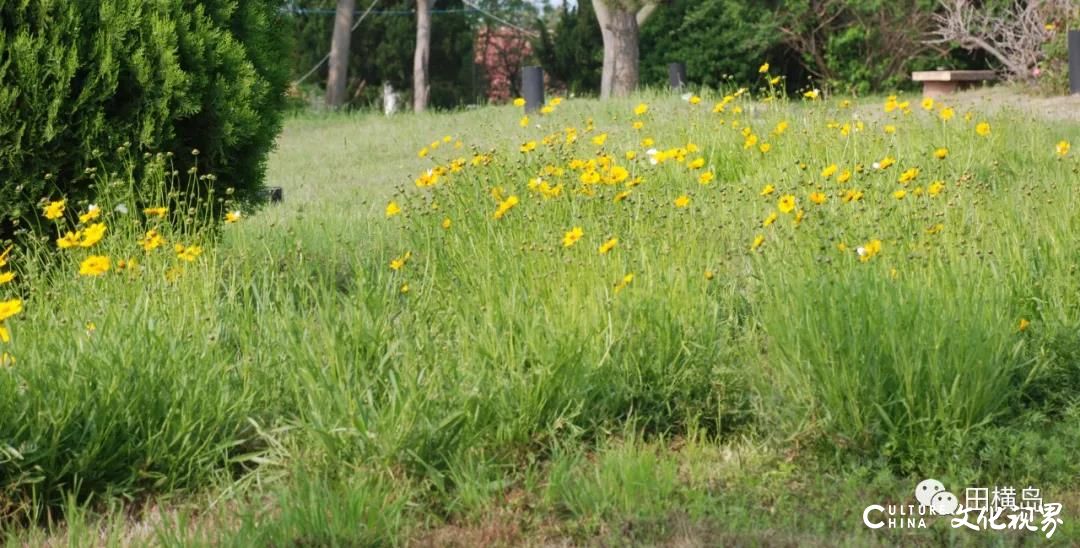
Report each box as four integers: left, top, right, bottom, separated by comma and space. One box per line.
3, 89, 1080, 545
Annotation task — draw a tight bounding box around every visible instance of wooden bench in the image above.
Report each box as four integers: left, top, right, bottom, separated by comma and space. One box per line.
911, 70, 996, 96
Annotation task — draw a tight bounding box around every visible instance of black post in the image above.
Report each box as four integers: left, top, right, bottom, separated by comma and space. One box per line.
522, 66, 544, 113
668, 62, 687, 90
1070, 30, 1080, 95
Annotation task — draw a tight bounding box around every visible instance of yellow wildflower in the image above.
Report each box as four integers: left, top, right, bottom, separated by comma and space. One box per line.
390, 251, 412, 271
898, 168, 919, 184
562, 227, 584, 248
858, 239, 882, 262
386, 201, 402, 218
613, 273, 634, 293
751, 234, 765, 251
598, 237, 618, 255
43, 199, 65, 220
843, 189, 864, 203
140, 229, 165, 252
57, 231, 81, 249
777, 195, 796, 213
79, 255, 111, 276
175, 244, 202, 262
0, 299, 22, 322
79, 223, 106, 248
79, 205, 101, 224
493, 195, 520, 220
674, 195, 691, 208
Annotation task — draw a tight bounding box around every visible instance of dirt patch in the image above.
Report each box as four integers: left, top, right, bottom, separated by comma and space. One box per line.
939, 85, 1080, 122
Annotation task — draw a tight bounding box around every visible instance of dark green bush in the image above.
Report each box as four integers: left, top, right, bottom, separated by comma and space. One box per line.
0, 0, 290, 231
535, 2, 604, 96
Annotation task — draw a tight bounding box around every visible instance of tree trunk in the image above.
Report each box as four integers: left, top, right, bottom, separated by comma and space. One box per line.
413, 0, 431, 112
592, 0, 645, 98
325, 0, 356, 108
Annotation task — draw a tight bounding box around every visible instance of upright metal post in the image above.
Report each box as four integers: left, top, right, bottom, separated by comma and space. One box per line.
1069, 30, 1080, 95
668, 62, 687, 90
522, 66, 544, 113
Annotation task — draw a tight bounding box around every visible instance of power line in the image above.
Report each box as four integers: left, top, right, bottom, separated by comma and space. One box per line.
461, 0, 537, 36
281, 7, 479, 16
289, 1, 539, 86
293, 0, 382, 85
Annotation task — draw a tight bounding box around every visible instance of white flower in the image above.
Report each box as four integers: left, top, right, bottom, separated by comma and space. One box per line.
856, 246, 867, 257
114, 203, 128, 214
872, 162, 881, 170
681, 92, 693, 102
87, 204, 99, 212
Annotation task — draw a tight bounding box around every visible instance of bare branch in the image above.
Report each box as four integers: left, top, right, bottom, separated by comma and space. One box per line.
928, 0, 1072, 81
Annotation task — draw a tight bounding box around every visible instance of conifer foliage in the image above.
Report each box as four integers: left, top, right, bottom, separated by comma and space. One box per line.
0, 1, 290, 229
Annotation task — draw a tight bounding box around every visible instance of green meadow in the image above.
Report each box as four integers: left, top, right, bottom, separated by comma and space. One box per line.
3, 90, 1080, 545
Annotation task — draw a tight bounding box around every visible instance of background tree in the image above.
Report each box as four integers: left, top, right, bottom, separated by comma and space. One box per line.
535, 1, 604, 95
414, 0, 432, 111
774, 0, 955, 95
590, 0, 664, 97
326, 0, 357, 108
288, 0, 475, 109
639, 0, 787, 90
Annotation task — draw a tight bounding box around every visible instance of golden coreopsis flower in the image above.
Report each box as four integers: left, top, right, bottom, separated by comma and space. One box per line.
79, 255, 111, 276
43, 199, 66, 220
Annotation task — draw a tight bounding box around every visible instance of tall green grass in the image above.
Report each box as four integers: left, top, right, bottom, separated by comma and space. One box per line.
2, 91, 1079, 542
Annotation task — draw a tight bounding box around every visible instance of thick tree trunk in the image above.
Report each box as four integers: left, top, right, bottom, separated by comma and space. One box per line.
325, 0, 356, 108
413, 0, 431, 112
592, 0, 644, 98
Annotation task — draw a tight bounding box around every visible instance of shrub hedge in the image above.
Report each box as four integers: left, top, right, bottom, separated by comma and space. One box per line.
0, 0, 290, 232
